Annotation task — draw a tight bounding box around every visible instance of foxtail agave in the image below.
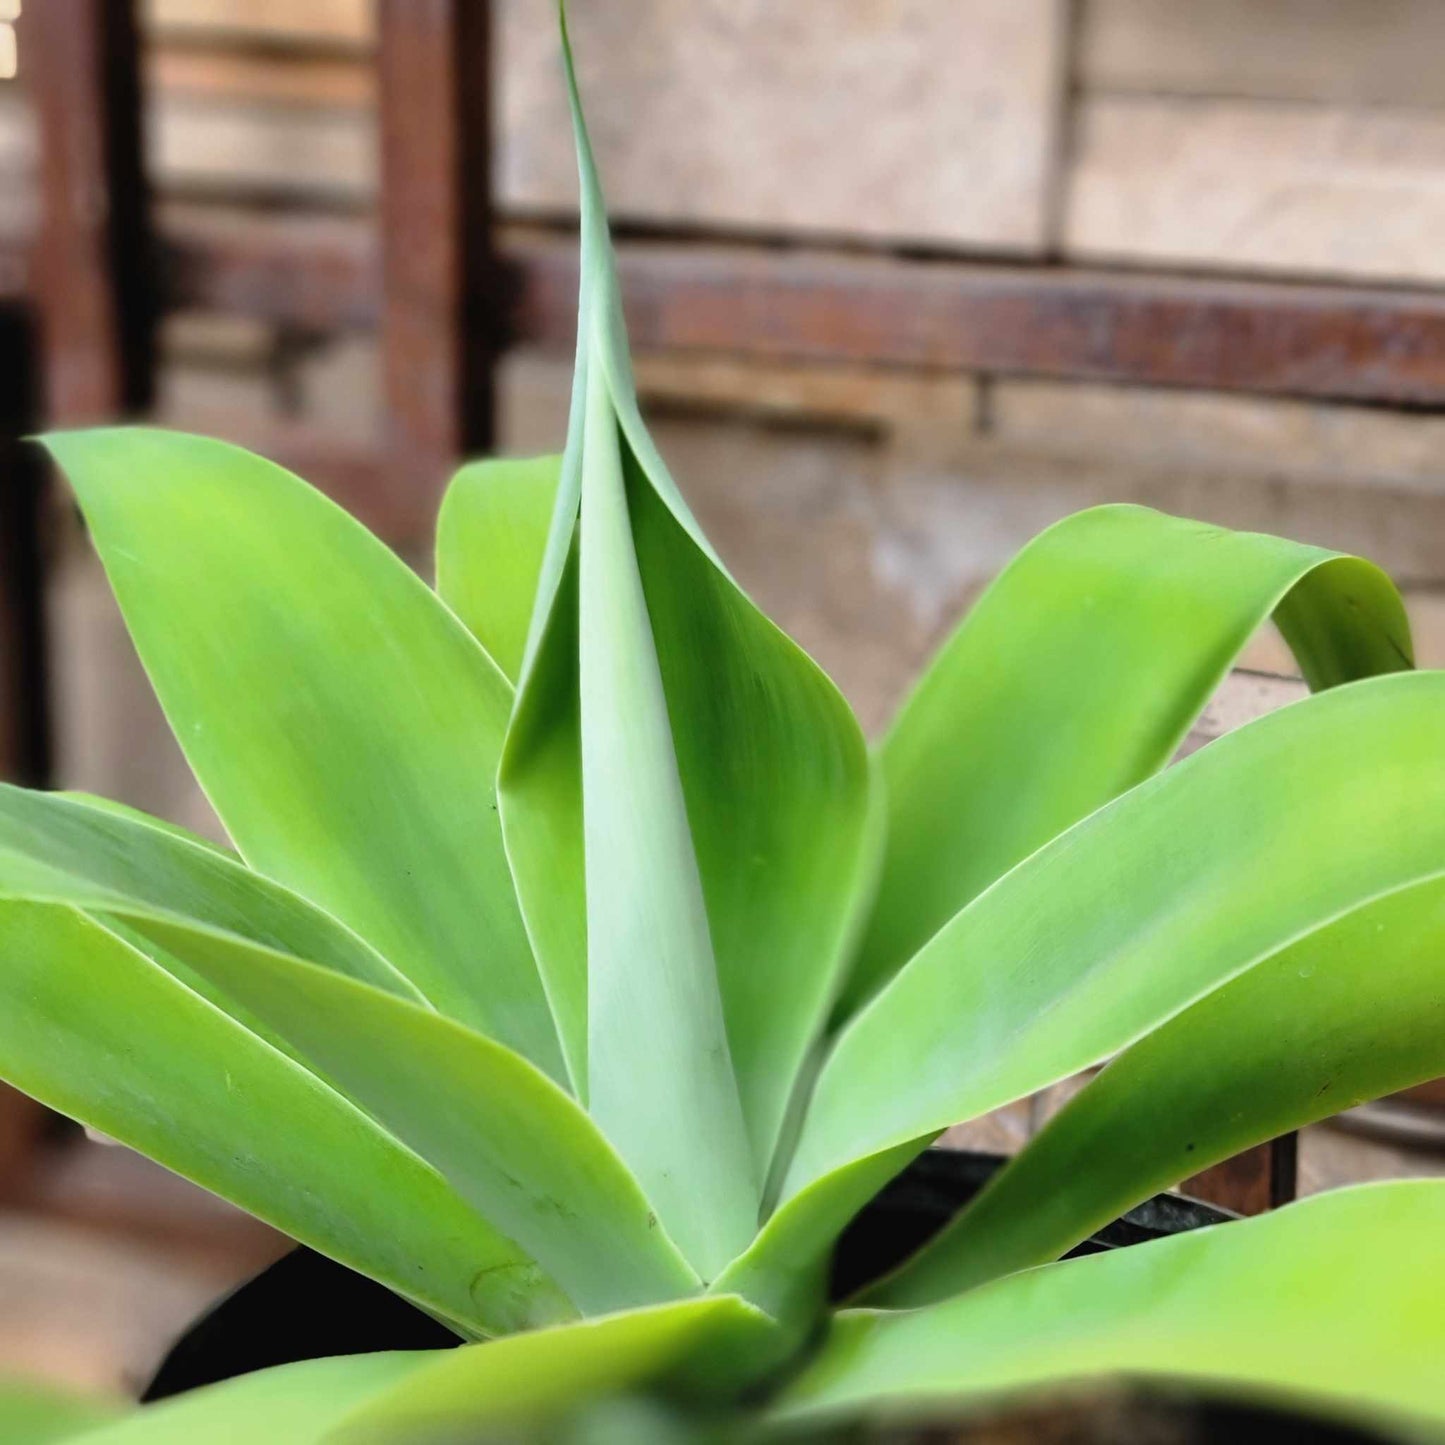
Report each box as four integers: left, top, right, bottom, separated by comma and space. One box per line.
4, 12, 1444, 1443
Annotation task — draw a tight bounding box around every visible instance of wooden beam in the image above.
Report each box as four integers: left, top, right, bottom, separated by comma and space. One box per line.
134, 211, 1445, 408
516, 238, 1445, 409
1184, 1135, 1298, 1217
25, 0, 154, 421
376, 0, 496, 502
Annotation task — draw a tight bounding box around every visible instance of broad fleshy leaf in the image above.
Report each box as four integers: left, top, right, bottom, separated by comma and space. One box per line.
436, 454, 561, 685
777, 1183, 1445, 1434
866, 874, 1445, 1307
496, 26, 874, 1274
0, 904, 569, 1336
0, 1380, 123, 1444
43, 429, 563, 1081
847, 505, 1412, 1011
157, 935, 703, 1315
0, 786, 417, 1001
332, 1296, 775, 1443
68, 1353, 435, 1445
726, 672, 1445, 1311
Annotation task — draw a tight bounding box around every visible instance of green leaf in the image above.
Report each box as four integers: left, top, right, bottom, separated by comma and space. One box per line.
436, 454, 561, 684
866, 873, 1445, 1308
56, 790, 237, 857
0, 785, 417, 1002
0, 903, 569, 1336
43, 428, 563, 1082
847, 506, 1412, 1012
0, 1379, 124, 1444
332, 1296, 775, 1443
70, 1353, 435, 1445
776, 1182, 1445, 1434
575, 352, 756, 1278
730, 672, 1445, 1309
157, 933, 704, 1315
498, 13, 874, 1276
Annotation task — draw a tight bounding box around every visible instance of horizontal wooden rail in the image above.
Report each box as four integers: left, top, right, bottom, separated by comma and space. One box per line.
14, 213, 1445, 408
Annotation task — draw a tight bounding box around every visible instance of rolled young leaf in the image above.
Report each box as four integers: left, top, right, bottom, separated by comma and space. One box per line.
727, 672, 1445, 1309
846, 505, 1412, 1012
776, 1182, 1445, 1434
152, 931, 704, 1316
0, 903, 569, 1336
43, 429, 564, 1082
866, 873, 1445, 1308
497, 15, 875, 1278
436, 454, 561, 685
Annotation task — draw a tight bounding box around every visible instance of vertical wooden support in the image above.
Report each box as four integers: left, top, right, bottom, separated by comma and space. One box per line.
0, 313, 48, 787
377, 0, 497, 515
1185, 1134, 1298, 1216
9, 0, 150, 1203
26, 0, 153, 422
0, 312, 51, 1205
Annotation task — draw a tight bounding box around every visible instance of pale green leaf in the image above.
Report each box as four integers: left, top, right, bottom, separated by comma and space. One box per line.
333, 1296, 776, 1444
43, 429, 563, 1081
727, 673, 1445, 1310
56, 790, 237, 857
0, 785, 417, 1002
848, 506, 1412, 1012
0, 1379, 124, 1444
70, 1353, 434, 1445
575, 327, 755, 1279
777, 1182, 1445, 1435
866, 873, 1445, 1307
0, 903, 568, 1336
159, 933, 703, 1315
436, 454, 561, 684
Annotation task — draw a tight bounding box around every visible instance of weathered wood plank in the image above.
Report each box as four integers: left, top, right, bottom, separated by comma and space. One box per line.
499, 0, 1067, 251
138, 216, 1445, 407
1082, 0, 1445, 108
149, 47, 373, 110
1068, 94, 1445, 285
144, 0, 371, 48
6, 210, 1445, 409
147, 97, 373, 205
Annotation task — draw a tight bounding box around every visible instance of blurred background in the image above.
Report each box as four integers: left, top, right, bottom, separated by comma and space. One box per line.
1, 0, 1443, 1409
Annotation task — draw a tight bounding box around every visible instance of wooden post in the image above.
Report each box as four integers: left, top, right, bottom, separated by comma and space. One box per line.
377, 0, 497, 518
9, 0, 150, 1205
0, 313, 51, 1206
26, 0, 153, 422
1185, 1136, 1298, 1216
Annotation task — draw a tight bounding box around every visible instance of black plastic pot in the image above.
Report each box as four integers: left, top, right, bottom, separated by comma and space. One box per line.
141, 1149, 1382, 1441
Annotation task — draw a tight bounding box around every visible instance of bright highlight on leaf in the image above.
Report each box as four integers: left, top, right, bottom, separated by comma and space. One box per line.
6, 3, 1445, 1439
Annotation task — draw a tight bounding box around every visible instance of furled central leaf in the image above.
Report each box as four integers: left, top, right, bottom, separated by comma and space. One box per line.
494, 18, 875, 1276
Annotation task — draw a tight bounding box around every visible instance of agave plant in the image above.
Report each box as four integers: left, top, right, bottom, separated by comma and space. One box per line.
4, 13, 1445, 1444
